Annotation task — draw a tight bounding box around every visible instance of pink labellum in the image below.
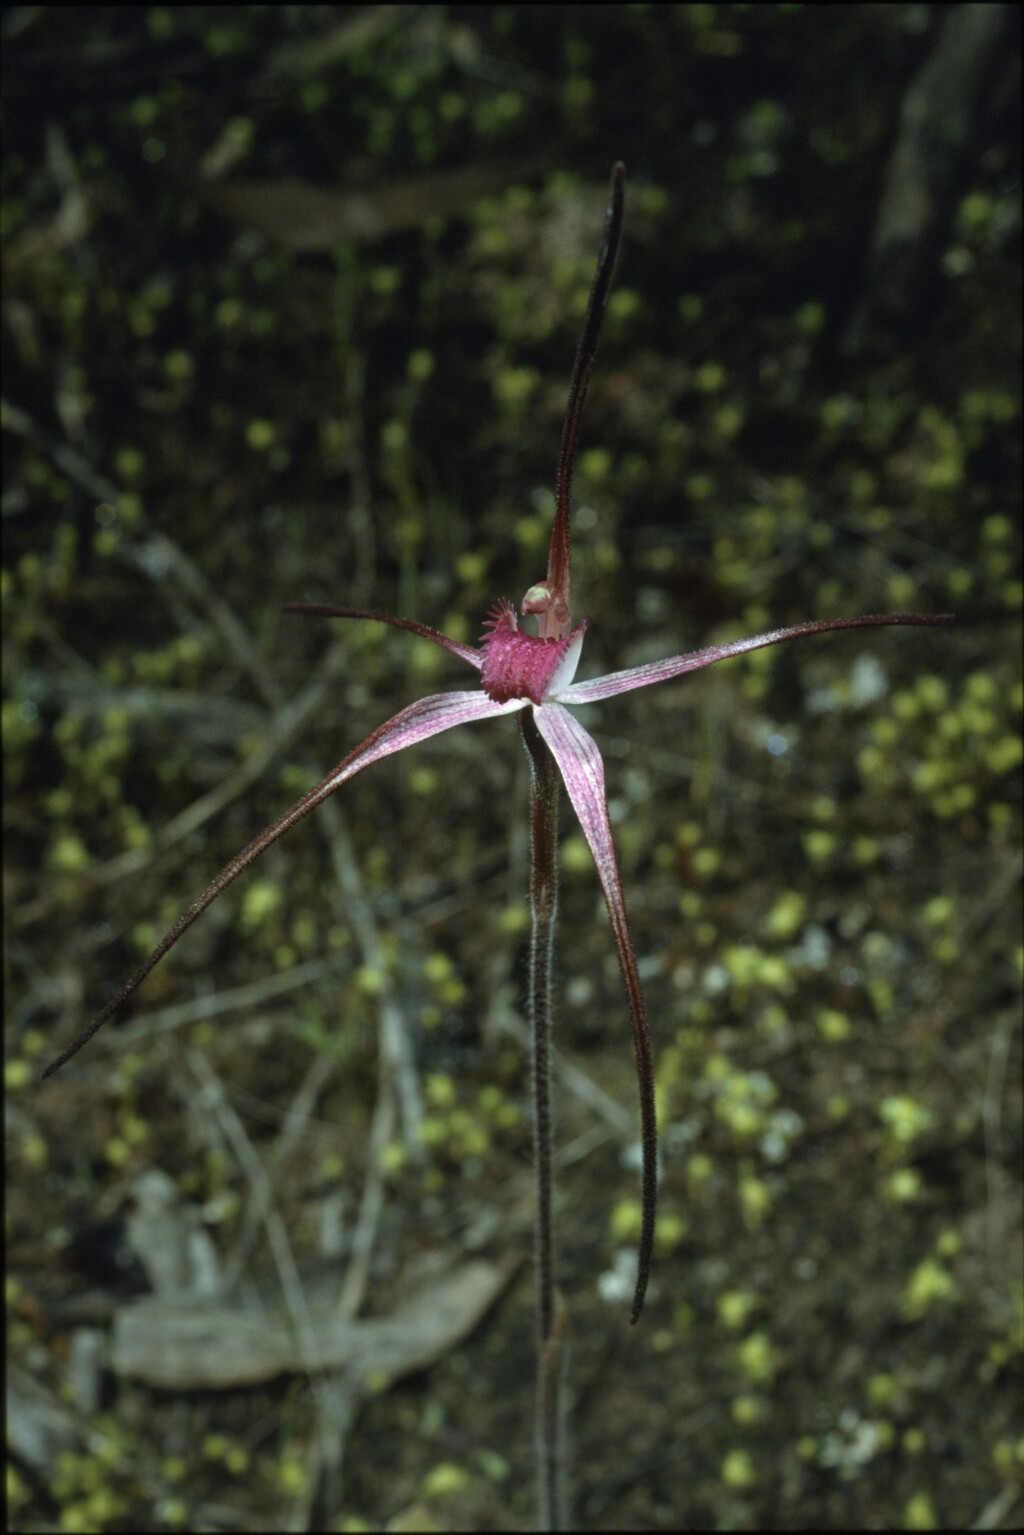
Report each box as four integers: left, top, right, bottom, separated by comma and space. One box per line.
481, 602, 586, 705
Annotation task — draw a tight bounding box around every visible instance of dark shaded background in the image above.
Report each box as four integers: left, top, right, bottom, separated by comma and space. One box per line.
4, 6, 1021, 1531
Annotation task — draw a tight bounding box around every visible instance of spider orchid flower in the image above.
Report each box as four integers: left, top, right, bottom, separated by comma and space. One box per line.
43, 165, 952, 1327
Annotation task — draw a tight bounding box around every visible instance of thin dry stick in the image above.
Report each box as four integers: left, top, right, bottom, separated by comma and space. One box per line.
335, 1080, 397, 1323
319, 794, 423, 1151
318, 793, 422, 1319
185, 1049, 348, 1532
221, 1045, 338, 1292
69, 956, 347, 1063
185, 1049, 322, 1369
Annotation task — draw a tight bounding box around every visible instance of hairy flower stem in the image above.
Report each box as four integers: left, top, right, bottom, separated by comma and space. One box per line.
521, 709, 568, 1531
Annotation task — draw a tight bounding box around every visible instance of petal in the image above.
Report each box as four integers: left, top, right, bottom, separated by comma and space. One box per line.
43, 689, 523, 1078
544, 622, 586, 698
533, 701, 657, 1324
555, 612, 955, 704
283, 604, 482, 670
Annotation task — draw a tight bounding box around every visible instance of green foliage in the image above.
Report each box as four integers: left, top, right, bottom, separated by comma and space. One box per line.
858, 668, 1021, 828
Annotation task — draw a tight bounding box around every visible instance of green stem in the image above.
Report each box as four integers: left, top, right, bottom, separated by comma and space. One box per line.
520, 710, 568, 1532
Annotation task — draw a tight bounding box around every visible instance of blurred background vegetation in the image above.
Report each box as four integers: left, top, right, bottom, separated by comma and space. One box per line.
4, 6, 1021, 1531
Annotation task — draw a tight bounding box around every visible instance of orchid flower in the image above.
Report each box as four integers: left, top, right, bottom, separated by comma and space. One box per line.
44, 164, 952, 1335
